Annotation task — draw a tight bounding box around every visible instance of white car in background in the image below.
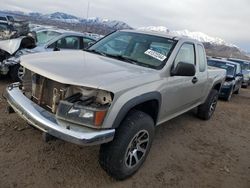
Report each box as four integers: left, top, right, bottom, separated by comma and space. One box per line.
0, 29, 97, 81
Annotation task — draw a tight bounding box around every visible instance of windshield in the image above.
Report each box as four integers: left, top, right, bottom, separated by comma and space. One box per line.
208, 60, 235, 77
0, 23, 9, 31
228, 59, 249, 70
88, 31, 177, 69
36, 30, 61, 45
242, 63, 249, 70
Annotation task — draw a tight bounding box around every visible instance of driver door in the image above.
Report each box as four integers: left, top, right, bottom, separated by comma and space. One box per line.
161, 43, 202, 117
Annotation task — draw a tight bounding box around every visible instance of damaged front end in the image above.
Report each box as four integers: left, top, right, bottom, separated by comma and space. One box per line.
21, 69, 113, 129
0, 36, 36, 77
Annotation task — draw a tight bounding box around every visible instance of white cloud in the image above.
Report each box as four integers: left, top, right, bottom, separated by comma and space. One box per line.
1, 0, 250, 51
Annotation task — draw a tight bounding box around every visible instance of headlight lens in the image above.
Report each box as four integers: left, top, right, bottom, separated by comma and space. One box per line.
223, 81, 232, 87
56, 100, 108, 127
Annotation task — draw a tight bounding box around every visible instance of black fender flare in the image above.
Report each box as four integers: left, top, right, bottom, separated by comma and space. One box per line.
112, 92, 162, 128
212, 80, 223, 92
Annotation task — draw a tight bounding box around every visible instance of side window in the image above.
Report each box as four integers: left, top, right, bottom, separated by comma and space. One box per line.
237, 66, 242, 74
83, 38, 95, 49
56, 36, 81, 49
48, 42, 56, 49
197, 45, 206, 72
0, 24, 9, 31
174, 43, 195, 66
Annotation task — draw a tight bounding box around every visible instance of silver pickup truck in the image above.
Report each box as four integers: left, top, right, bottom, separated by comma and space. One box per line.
5, 30, 226, 180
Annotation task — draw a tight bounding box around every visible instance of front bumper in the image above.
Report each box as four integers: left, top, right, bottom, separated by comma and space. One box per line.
242, 81, 249, 87
219, 86, 232, 98
5, 85, 115, 146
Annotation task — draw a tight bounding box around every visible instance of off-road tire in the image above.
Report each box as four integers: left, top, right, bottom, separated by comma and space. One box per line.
225, 88, 233, 101
99, 110, 155, 180
197, 89, 219, 120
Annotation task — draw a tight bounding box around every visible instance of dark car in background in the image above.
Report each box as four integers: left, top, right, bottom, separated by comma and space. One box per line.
228, 58, 250, 88
208, 58, 243, 101
0, 14, 29, 40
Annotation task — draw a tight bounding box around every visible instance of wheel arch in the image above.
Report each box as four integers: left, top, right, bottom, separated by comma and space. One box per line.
112, 92, 162, 128
212, 82, 222, 92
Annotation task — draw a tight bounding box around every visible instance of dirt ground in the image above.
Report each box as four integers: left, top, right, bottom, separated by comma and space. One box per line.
0, 77, 249, 188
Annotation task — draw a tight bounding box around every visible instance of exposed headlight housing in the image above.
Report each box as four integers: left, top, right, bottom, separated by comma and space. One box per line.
56, 100, 108, 127
55, 87, 113, 128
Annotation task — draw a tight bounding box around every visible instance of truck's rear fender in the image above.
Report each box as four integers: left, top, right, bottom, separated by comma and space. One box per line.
213, 82, 222, 92
203, 80, 222, 103
112, 92, 162, 128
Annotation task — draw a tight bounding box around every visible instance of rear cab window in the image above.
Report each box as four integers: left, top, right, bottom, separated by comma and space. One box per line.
197, 45, 206, 72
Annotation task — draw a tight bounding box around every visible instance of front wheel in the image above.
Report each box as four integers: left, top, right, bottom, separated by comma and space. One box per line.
9, 64, 25, 82
197, 89, 219, 120
99, 110, 155, 180
225, 88, 233, 101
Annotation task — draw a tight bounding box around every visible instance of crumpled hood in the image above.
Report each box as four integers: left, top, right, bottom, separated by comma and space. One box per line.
3, 48, 40, 65
0, 37, 25, 55
0, 36, 37, 55
21, 51, 160, 92
17, 47, 40, 56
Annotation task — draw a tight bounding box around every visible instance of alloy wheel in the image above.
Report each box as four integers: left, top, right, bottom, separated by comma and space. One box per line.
125, 130, 149, 168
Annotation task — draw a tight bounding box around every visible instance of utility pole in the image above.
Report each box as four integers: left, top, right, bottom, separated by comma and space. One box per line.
86, 1, 90, 32
87, 1, 90, 19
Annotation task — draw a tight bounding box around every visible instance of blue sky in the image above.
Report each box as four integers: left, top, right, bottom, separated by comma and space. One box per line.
2, 0, 250, 52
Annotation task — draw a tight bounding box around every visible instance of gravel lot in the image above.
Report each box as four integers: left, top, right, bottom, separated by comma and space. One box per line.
0, 77, 249, 188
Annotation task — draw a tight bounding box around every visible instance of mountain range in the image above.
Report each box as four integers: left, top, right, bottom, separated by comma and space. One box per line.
0, 10, 249, 60
0, 10, 131, 31
138, 26, 249, 60
139, 26, 235, 47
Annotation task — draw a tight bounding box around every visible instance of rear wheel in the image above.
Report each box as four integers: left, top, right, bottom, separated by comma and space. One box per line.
99, 110, 155, 180
197, 89, 219, 120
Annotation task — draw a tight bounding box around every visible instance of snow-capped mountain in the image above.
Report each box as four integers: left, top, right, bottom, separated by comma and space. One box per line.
138, 26, 236, 47
0, 10, 131, 30
83, 17, 131, 29
36, 12, 131, 29
139, 26, 170, 33
44, 12, 80, 23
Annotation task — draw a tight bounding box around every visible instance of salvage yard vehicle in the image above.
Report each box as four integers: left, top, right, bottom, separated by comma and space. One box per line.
228, 58, 250, 88
0, 14, 29, 40
0, 29, 97, 81
207, 58, 242, 101
5, 30, 226, 180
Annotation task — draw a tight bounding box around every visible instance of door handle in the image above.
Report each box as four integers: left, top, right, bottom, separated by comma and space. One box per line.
192, 77, 198, 84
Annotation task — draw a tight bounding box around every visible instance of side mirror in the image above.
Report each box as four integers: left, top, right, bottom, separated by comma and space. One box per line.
53, 47, 60, 51
171, 62, 196, 76
236, 73, 243, 77
85, 41, 95, 49
226, 75, 234, 81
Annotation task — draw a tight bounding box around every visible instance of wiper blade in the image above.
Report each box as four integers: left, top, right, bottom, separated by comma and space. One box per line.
105, 54, 149, 67
84, 49, 107, 56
